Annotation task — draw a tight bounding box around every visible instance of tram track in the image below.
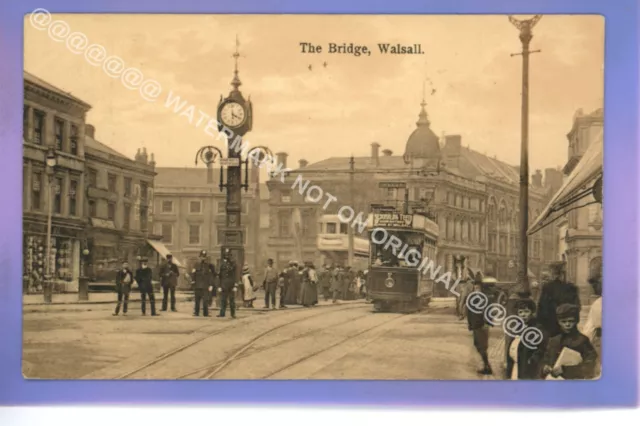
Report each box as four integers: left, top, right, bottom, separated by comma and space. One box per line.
189, 309, 375, 379
261, 313, 407, 379
116, 302, 366, 379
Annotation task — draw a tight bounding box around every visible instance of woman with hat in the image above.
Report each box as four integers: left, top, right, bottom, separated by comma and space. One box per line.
300, 261, 318, 307
241, 263, 257, 308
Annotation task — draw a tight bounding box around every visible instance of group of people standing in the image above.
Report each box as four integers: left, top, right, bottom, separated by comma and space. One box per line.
464, 262, 601, 380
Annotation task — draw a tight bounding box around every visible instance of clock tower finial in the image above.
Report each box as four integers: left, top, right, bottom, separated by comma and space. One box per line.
231, 34, 242, 93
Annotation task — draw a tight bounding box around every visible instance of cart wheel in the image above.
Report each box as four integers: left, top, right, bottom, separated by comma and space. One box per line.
496, 291, 507, 306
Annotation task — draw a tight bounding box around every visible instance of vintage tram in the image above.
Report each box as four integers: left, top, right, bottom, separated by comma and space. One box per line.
366, 207, 439, 312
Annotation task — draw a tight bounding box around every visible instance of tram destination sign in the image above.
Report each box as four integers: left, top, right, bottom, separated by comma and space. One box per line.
372, 213, 413, 228
379, 181, 407, 189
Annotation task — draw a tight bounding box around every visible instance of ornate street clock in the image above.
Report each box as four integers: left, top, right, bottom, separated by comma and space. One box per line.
215, 36, 253, 283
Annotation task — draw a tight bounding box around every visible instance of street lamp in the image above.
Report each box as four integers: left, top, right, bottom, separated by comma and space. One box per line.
78, 247, 90, 301
508, 14, 542, 297
44, 148, 57, 304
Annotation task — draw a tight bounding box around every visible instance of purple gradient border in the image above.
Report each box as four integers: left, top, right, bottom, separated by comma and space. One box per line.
0, 0, 637, 408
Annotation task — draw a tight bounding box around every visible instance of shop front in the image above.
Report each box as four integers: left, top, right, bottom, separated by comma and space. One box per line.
23, 215, 85, 293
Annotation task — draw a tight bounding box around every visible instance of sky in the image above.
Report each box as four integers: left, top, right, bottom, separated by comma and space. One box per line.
24, 14, 604, 177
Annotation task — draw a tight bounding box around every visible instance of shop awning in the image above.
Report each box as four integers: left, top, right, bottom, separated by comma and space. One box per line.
146, 239, 183, 268
528, 129, 603, 235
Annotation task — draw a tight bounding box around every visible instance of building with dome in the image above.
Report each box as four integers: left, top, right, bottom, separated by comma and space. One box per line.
266, 98, 563, 292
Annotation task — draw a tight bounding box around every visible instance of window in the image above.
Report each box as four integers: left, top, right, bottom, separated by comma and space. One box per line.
161, 200, 173, 213
124, 177, 132, 197
339, 223, 348, 235
217, 201, 226, 213
33, 110, 44, 145
447, 192, 454, 205
69, 180, 78, 216
53, 177, 63, 214
88, 200, 97, 217
107, 202, 116, 220
54, 119, 64, 151
188, 224, 201, 245
280, 190, 291, 203
140, 182, 148, 200
326, 222, 337, 234
161, 224, 173, 244
23, 106, 29, 141
70, 125, 78, 155
123, 204, 131, 230
31, 172, 42, 210
278, 212, 290, 237
87, 168, 98, 187
107, 174, 117, 192
302, 212, 314, 236
140, 206, 148, 231
385, 188, 396, 199
189, 200, 202, 214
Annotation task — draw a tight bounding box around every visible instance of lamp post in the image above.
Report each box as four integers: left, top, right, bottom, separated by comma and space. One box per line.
508, 14, 542, 297
195, 144, 273, 282
78, 247, 90, 301
44, 148, 57, 304
348, 156, 355, 266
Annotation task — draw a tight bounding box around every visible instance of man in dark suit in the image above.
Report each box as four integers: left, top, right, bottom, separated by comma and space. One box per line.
135, 257, 159, 316
160, 254, 179, 312
217, 249, 238, 318
113, 260, 134, 316
192, 250, 214, 317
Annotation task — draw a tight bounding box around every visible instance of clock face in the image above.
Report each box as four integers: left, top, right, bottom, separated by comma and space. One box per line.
220, 102, 246, 127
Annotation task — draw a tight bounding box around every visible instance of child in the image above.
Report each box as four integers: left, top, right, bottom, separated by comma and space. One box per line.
241, 264, 256, 308
541, 303, 598, 379
467, 280, 493, 375
507, 298, 543, 380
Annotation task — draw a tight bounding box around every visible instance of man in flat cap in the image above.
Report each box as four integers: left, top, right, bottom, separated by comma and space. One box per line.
541, 303, 598, 379
135, 257, 159, 316
160, 254, 179, 312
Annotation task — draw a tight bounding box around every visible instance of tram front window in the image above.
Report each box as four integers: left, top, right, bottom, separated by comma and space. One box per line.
371, 231, 423, 268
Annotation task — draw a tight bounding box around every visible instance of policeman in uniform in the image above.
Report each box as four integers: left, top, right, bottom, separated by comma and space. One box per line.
160, 254, 179, 312
217, 249, 238, 318
135, 257, 159, 316
191, 250, 214, 317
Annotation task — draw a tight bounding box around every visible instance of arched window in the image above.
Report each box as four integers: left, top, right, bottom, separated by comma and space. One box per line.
589, 256, 602, 279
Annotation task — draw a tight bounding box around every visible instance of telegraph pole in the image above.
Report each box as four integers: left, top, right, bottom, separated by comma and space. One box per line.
509, 15, 541, 296
347, 155, 355, 266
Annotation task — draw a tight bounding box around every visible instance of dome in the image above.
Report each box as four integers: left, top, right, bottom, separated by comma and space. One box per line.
403, 101, 441, 161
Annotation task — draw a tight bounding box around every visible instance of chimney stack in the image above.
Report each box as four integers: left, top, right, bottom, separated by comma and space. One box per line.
371, 142, 380, 166
85, 124, 95, 138
532, 169, 543, 187
276, 152, 288, 169
149, 153, 156, 168
142, 147, 148, 164
299, 159, 308, 168
382, 149, 393, 157
544, 167, 564, 192
444, 135, 462, 155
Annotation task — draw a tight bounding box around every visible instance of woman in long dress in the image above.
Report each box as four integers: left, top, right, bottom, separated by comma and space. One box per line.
241, 264, 256, 308
301, 262, 318, 307
284, 262, 300, 305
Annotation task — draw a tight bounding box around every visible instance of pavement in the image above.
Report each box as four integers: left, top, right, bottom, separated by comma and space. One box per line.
23, 291, 193, 306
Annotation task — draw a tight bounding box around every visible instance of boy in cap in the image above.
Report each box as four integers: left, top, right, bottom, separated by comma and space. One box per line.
467, 278, 493, 375
541, 303, 598, 379
507, 298, 543, 379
